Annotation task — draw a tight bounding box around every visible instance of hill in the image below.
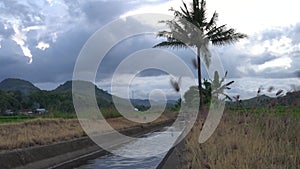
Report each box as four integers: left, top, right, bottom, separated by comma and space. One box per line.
0, 78, 40, 95
0, 78, 177, 114
226, 91, 300, 108
54, 80, 113, 106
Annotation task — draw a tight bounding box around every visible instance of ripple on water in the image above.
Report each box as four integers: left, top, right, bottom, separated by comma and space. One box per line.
75, 127, 181, 169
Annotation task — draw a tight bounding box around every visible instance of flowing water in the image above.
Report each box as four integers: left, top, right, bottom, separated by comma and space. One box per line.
75, 127, 181, 169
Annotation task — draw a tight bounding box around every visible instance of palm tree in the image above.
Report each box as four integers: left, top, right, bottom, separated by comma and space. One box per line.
154, 0, 247, 108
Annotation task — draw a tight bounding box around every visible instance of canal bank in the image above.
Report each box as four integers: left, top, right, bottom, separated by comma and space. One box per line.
0, 119, 174, 169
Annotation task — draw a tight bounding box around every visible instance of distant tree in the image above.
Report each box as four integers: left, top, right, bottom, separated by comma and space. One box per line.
0, 91, 21, 113
172, 98, 182, 111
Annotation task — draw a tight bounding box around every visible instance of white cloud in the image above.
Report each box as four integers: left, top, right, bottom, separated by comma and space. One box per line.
251, 44, 265, 55
257, 56, 292, 72
227, 77, 300, 99
0, 0, 86, 62
22, 25, 46, 32
11, 24, 33, 63
121, 0, 181, 17
267, 36, 293, 55
122, 0, 300, 35
47, 0, 54, 6
207, 0, 300, 34
36, 41, 50, 50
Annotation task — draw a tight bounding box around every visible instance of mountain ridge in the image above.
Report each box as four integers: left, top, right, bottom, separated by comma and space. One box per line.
226, 92, 300, 108
0, 78, 40, 95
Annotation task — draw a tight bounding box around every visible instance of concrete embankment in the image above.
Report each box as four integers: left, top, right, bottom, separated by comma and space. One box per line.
0, 120, 174, 169
156, 139, 186, 169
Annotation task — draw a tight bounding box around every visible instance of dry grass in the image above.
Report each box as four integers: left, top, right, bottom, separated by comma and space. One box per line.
183, 111, 300, 169
0, 119, 84, 150
0, 114, 172, 151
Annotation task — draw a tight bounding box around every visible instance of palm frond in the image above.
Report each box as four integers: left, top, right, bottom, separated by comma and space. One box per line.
206, 24, 247, 45
153, 41, 187, 49
206, 24, 227, 38
206, 11, 218, 31
211, 32, 247, 45
180, 1, 192, 21
225, 81, 234, 87
219, 71, 228, 84
196, 0, 207, 27
154, 0, 247, 70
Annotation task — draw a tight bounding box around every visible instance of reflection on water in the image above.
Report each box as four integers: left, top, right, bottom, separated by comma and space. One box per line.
75, 127, 181, 169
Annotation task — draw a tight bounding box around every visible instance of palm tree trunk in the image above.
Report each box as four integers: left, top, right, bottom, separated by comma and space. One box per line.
197, 47, 204, 110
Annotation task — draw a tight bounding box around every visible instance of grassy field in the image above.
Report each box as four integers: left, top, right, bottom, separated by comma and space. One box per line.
0, 113, 78, 123
232, 106, 300, 119
183, 107, 300, 169
0, 110, 175, 151
0, 116, 36, 123
0, 107, 123, 124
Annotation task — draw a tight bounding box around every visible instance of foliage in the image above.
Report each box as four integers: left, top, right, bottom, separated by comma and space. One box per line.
183, 71, 234, 107
210, 71, 234, 101
0, 78, 40, 95
172, 98, 182, 111
0, 116, 35, 123
154, 0, 247, 107
0, 90, 22, 113
0, 89, 114, 115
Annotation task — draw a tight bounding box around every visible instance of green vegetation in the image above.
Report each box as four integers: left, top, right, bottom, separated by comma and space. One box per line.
0, 116, 35, 123
229, 106, 300, 119
0, 79, 173, 119
0, 80, 114, 115
0, 113, 77, 123
0, 78, 40, 95
0, 108, 123, 123
182, 71, 234, 108
154, 0, 246, 107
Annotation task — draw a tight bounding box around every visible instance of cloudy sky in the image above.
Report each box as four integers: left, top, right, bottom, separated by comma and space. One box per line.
0, 0, 299, 100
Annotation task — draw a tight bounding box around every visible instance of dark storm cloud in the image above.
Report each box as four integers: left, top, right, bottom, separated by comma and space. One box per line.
0, 0, 172, 86
0, 0, 299, 92
80, 0, 169, 25
0, 39, 23, 56
96, 33, 200, 81
27, 30, 89, 83
0, 28, 89, 84
97, 34, 161, 78
249, 53, 277, 65
0, 24, 14, 38
81, 1, 136, 25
